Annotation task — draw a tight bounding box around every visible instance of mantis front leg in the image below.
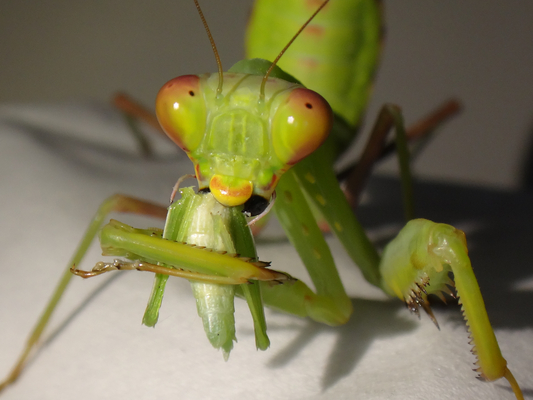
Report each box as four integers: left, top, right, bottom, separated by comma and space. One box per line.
379, 219, 524, 400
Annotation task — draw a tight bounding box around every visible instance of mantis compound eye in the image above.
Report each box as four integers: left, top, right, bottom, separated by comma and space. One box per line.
155, 75, 207, 153
271, 88, 333, 166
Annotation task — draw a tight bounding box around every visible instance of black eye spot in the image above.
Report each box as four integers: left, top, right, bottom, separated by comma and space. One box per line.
305, 103, 312, 109
189, 90, 195, 96
243, 195, 269, 217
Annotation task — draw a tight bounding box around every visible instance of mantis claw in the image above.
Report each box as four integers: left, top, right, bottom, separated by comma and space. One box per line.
380, 219, 523, 398
401, 276, 441, 329
419, 298, 439, 330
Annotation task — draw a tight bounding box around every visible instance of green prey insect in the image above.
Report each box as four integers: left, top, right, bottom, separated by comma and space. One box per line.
0, 1, 524, 398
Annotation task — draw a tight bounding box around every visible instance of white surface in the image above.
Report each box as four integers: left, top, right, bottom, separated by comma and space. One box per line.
0, 105, 532, 399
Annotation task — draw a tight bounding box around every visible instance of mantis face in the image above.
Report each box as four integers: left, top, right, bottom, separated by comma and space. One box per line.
156, 72, 332, 215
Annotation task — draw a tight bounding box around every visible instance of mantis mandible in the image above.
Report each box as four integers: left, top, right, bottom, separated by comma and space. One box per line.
0, 0, 525, 399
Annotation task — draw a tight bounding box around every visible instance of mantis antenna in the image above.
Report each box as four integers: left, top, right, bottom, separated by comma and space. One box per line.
260, 0, 330, 100
193, 0, 223, 96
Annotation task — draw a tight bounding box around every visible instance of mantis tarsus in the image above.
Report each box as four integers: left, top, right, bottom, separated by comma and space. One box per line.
0, 0, 524, 400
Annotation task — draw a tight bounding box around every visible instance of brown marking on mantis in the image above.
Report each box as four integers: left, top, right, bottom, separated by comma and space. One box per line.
303, 24, 325, 38
298, 57, 320, 71
260, 0, 329, 99
306, 0, 328, 11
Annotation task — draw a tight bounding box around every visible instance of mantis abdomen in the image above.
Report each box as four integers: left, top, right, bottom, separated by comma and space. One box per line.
246, 0, 382, 128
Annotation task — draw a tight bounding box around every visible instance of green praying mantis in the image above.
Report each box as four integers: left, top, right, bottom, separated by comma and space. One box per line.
0, 0, 526, 399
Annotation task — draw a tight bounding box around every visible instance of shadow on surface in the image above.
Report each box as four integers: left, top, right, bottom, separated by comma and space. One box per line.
3, 113, 179, 181
15, 273, 122, 376
268, 298, 415, 390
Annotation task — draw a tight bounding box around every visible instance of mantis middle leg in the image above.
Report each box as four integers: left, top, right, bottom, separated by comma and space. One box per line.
0, 194, 167, 392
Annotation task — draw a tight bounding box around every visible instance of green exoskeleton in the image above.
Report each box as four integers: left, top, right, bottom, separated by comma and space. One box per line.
0, 0, 523, 399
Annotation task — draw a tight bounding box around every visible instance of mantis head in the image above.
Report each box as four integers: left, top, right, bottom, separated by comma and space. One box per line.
155, 72, 332, 215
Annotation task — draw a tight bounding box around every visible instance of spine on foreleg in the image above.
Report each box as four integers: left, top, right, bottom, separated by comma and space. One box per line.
379, 219, 515, 386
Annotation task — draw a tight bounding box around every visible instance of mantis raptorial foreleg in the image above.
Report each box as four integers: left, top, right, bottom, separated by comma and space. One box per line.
379, 219, 524, 399
275, 102, 414, 295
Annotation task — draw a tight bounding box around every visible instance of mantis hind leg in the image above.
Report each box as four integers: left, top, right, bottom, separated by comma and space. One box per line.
343, 104, 414, 220
341, 99, 461, 212
0, 194, 167, 393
